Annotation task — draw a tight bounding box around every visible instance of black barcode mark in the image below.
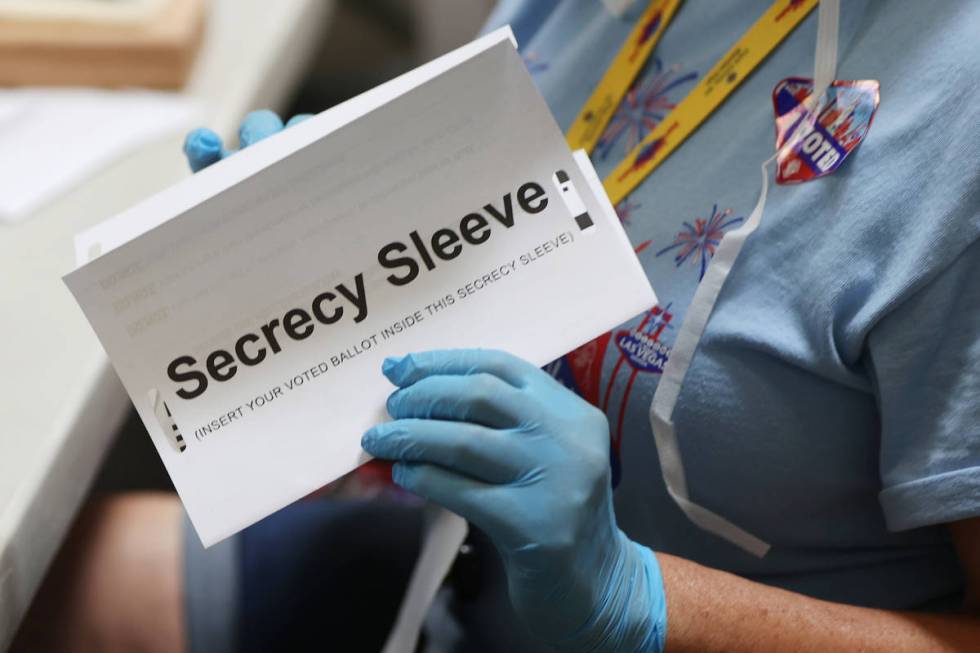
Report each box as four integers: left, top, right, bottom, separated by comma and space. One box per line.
163, 401, 187, 452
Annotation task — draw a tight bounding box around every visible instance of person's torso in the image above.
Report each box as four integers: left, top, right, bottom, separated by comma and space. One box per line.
486, 0, 980, 608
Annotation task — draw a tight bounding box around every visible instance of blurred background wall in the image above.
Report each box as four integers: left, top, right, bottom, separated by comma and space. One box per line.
291, 0, 496, 113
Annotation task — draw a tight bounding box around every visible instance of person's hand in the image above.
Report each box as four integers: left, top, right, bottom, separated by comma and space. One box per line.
182, 109, 312, 172
362, 349, 667, 652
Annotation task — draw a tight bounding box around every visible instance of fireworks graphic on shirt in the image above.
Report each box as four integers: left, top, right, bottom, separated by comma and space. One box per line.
521, 51, 549, 75
597, 60, 696, 160
617, 122, 678, 182
656, 204, 744, 280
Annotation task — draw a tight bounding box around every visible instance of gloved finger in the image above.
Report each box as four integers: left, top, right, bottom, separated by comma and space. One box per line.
183, 127, 226, 172
362, 419, 524, 484
386, 373, 529, 428
238, 109, 285, 149
286, 113, 314, 127
383, 349, 541, 389
392, 462, 517, 537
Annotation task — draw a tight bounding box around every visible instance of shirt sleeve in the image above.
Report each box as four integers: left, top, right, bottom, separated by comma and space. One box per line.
869, 237, 980, 532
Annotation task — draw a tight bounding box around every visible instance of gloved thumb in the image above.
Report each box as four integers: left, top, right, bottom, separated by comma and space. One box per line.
183, 127, 225, 173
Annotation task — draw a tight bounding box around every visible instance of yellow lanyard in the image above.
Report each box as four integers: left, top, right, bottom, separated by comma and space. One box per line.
577, 0, 819, 206
566, 0, 682, 153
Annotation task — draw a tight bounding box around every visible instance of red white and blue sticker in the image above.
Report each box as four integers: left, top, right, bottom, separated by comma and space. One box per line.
546, 303, 674, 488
614, 305, 673, 374
772, 77, 880, 184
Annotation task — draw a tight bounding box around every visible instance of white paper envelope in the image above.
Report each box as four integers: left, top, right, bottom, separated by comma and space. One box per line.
65, 28, 656, 546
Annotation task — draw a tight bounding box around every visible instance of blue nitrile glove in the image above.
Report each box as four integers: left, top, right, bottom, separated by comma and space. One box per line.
183, 109, 313, 172
361, 349, 667, 652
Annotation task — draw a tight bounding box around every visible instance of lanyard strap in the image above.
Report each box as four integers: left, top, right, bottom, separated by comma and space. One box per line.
649, 0, 840, 557
603, 0, 819, 205
567, 0, 681, 154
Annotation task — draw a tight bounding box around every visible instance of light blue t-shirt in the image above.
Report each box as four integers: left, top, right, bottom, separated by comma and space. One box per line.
486, 0, 980, 609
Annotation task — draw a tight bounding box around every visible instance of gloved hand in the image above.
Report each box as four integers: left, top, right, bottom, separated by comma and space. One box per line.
362, 349, 667, 652
182, 109, 312, 172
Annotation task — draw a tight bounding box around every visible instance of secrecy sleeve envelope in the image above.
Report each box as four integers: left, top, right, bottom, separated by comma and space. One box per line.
65, 28, 657, 546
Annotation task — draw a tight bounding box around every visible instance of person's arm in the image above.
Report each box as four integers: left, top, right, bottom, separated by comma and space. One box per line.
362, 349, 980, 653
659, 518, 980, 652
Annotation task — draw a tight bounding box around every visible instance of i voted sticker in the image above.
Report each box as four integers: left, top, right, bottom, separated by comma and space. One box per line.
772, 77, 880, 184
